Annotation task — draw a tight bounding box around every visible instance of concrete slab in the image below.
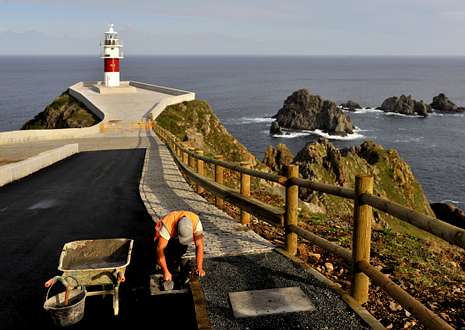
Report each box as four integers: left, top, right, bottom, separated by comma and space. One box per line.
228, 287, 315, 318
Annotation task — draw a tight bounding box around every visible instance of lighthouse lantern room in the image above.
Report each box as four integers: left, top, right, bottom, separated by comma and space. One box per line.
101, 24, 123, 87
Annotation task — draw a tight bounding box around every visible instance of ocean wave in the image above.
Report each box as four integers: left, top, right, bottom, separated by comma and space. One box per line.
384, 112, 425, 118
272, 128, 365, 140
393, 136, 424, 143
271, 131, 312, 139
233, 116, 275, 124
351, 108, 384, 114
430, 112, 464, 117
440, 199, 464, 205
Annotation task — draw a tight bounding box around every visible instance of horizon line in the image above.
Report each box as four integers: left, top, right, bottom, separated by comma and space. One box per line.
1, 54, 465, 58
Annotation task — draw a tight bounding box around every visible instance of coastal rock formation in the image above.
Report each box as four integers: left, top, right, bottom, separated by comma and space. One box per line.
431, 202, 465, 229
377, 95, 432, 117
263, 144, 294, 174
340, 100, 362, 112
272, 89, 354, 136
291, 138, 434, 228
430, 93, 465, 113
156, 100, 256, 163
22, 91, 100, 129
269, 121, 283, 135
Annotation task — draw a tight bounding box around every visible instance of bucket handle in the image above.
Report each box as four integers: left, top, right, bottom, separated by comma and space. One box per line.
44, 276, 81, 306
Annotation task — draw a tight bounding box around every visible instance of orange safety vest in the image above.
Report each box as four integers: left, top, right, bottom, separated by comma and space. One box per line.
154, 211, 200, 241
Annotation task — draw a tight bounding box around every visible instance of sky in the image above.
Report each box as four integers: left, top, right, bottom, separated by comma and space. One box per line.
1, 0, 465, 56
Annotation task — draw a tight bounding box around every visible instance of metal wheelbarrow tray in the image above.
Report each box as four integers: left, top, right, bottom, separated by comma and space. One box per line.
58, 238, 134, 316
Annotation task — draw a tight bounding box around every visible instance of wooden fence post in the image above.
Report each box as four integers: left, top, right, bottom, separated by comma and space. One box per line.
196, 149, 205, 194
240, 161, 251, 225
285, 165, 299, 255
214, 155, 224, 209
351, 175, 374, 305
182, 145, 189, 165
188, 148, 195, 169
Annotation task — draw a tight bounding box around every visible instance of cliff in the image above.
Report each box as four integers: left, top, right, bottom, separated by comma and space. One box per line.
156, 100, 257, 163
22, 91, 100, 130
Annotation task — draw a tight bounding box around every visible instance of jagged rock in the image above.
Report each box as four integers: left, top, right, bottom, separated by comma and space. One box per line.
263, 144, 294, 174
431, 93, 465, 113
292, 138, 434, 228
269, 121, 283, 135
184, 128, 205, 148
340, 100, 362, 112
272, 89, 354, 136
431, 202, 465, 229
22, 91, 100, 129
377, 95, 431, 117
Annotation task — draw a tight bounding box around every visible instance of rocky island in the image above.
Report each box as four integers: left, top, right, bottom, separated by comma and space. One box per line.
22, 91, 100, 129
377, 94, 431, 117
339, 100, 362, 112
430, 93, 465, 113
270, 89, 354, 136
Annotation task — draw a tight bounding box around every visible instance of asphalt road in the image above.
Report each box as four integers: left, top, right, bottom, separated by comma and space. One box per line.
0, 149, 194, 330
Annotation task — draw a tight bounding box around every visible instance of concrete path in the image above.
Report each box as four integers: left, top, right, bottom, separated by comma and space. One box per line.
0, 128, 150, 162
140, 132, 274, 258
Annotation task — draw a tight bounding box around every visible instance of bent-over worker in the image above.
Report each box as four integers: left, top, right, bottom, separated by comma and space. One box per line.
154, 210, 205, 281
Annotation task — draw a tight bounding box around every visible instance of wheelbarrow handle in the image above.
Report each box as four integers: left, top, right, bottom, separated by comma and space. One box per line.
117, 271, 125, 283
44, 276, 81, 307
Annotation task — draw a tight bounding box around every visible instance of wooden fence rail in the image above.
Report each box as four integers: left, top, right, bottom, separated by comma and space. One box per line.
154, 124, 458, 330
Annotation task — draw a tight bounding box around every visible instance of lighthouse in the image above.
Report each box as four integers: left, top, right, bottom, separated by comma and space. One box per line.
101, 24, 123, 87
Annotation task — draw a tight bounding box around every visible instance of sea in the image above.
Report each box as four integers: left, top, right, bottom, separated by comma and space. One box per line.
1, 55, 464, 208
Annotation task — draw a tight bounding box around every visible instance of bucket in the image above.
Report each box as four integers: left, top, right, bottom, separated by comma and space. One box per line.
43, 276, 86, 327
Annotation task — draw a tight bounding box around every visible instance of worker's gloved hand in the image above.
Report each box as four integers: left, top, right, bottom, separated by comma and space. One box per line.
196, 269, 206, 277
163, 271, 172, 281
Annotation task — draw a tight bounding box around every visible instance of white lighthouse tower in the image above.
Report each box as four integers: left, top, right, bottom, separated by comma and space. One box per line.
101, 24, 123, 87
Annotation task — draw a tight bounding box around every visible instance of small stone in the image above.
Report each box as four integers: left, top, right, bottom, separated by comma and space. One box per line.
324, 262, 334, 272
389, 301, 402, 312
386, 324, 393, 329
308, 252, 321, 263
405, 310, 411, 317
404, 320, 416, 328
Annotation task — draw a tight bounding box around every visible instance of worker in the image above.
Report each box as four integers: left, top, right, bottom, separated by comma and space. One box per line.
154, 210, 205, 282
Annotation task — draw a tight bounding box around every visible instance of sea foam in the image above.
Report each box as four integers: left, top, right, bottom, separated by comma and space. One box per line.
272, 128, 365, 141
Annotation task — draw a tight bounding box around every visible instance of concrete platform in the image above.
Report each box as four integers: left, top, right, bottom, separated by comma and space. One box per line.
72, 82, 171, 121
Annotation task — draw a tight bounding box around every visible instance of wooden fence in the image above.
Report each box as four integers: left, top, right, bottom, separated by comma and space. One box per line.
154, 124, 465, 330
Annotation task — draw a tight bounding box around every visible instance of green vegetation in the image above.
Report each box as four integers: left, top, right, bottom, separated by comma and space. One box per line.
156, 100, 256, 163
293, 139, 434, 234
22, 91, 100, 129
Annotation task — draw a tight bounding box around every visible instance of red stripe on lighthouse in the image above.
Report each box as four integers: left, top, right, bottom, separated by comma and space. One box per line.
104, 58, 120, 72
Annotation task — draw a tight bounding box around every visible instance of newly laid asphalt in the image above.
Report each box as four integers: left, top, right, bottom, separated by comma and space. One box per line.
0, 149, 195, 330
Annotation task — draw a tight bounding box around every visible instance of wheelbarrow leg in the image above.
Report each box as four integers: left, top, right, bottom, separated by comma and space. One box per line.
113, 284, 120, 316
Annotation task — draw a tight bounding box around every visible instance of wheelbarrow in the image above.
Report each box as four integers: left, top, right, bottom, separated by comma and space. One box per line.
57, 238, 134, 316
